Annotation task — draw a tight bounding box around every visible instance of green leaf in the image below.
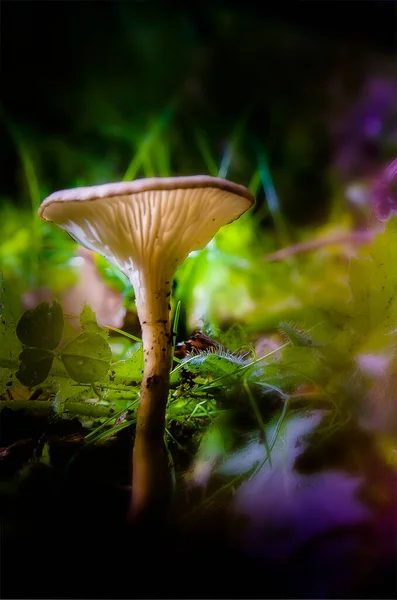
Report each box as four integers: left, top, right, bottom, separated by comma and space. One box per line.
187, 415, 234, 487
348, 217, 397, 337
279, 321, 316, 347
39, 443, 51, 466
16, 301, 64, 350
107, 346, 144, 385
79, 304, 108, 338
60, 332, 112, 383
196, 416, 233, 461
47, 359, 93, 406
53, 376, 91, 405
0, 278, 23, 368
0, 365, 19, 395
99, 346, 144, 401
262, 346, 329, 392
217, 323, 248, 352
16, 347, 55, 387
184, 352, 244, 383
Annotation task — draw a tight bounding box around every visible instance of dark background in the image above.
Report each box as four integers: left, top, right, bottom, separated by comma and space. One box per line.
1, 0, 397, 223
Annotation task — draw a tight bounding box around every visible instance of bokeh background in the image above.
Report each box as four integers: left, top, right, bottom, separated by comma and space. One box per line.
2, 0, 397, 211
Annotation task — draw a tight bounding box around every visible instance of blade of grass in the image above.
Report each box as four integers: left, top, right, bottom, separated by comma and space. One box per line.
3, 118, 43, 281
155, 138, 171, 177
105, 325, 142, 344
84, 419, 134, 445
84, 399, 138, 441
164, 433, 177, 494
243, 377, 272, 468
64, 312, 143, 344
218, 106, 257, 179
142, 153, 156, 178
248, 168, 262, 196
218, 117, 246, 179
248, 167, 271, 225
123, 104, 174, 181
194, 128, 219, 177
189, 398, 212, 419
255, 141, 290, 246
171, 300, 181, 364
249, 398, 290, 479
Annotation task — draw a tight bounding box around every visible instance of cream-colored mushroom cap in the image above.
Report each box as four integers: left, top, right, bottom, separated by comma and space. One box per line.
38, 175, 255, 280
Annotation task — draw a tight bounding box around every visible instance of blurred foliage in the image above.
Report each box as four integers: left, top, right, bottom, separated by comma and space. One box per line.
2, 216, 397, 486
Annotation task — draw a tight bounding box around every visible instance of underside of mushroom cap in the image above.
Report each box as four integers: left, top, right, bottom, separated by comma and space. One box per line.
39, 176, 255, 281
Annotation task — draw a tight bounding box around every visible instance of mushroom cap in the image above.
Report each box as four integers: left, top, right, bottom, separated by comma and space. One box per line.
39, 175, 255, 279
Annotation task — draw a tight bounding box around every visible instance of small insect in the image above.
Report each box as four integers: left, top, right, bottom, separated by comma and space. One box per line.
174, 331, 222, 360
174, 331, 253, 365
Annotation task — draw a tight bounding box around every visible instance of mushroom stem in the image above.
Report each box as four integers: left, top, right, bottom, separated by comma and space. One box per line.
129, 273, 173, 521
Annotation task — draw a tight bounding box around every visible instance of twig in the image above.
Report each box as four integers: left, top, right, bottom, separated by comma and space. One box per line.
264, 229, 375, 262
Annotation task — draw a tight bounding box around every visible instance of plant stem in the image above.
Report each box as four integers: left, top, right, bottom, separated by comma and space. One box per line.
0, 400, 117, 418
264, 229, 375, 262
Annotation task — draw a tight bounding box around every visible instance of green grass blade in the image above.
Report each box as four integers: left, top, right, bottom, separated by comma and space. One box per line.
84, 400, 137, 442
255, 142, 290, 245
194, 128, 219, 176
249, 398, 290, 479
243, 377, 272, 467
171, 300, 181, 363
123, 104, 174, 181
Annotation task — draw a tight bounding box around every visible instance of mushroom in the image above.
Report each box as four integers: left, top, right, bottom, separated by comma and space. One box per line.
39, 175, 255, 520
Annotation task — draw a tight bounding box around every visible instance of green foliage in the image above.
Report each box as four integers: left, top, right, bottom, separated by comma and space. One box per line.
0, 300, 142, 426
261, 346, 331, 393
217, 322, 250, 352
59, 332, 112, 384
1, 108, 397, 511
106, 349, 144, 386
347, 218, 397, 342
0, 279, 23, 392
79, 304, 108, 338
185, 413, 235, 485
16, 347, 55, 387
16, 301, 63, 350
278, 321, 317, 347
0, 279, 23, 367
11, 302, 113, 387
99, 349, 144, 402
182, 352, 246, 384
51, 374, 92, 406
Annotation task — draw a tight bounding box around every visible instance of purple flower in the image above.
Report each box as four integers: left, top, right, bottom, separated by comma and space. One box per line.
334, 76, 397, 179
